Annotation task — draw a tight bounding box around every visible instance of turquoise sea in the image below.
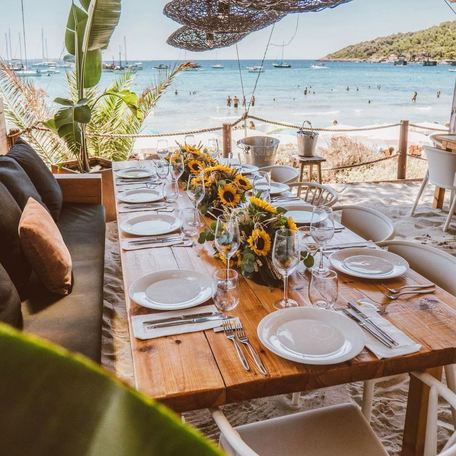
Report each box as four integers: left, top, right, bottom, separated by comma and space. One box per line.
31, 59, 456, 134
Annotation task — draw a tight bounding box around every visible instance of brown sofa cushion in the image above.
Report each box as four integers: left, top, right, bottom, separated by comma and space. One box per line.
8, 139, 63, 221
0, 263, 22, 329
19, 198, 72, 296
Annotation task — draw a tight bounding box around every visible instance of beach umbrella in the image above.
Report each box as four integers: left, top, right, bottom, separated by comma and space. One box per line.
167, 26, 247, 51
164, 0, 284, 34
228, 0, 352, 14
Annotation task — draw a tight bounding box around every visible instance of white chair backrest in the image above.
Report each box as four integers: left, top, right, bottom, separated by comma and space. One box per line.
288, 181, 338, 207
423, 146, 456, 190
334, 205, 394, 243
258, 165, 299, 184
379, 240, 456, 295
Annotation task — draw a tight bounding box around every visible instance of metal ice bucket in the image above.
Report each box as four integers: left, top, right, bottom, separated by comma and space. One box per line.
297, 120, 319, 157
237, 136, 280, 167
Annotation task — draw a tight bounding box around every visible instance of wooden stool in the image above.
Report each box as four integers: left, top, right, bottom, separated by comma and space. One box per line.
295, 155, 326, 183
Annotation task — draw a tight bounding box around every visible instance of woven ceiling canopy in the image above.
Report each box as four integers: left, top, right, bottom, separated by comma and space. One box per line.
228, 0, 352, 13
164, 0, 284, 34
167, 26, 247, 51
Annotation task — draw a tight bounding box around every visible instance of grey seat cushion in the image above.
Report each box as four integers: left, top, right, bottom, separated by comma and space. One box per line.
22, 203, 105, 362
0, 263, 23, 329
8, 139, 63, 221
0, 182, 32, 293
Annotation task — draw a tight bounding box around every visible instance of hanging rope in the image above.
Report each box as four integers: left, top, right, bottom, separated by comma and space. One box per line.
270, 15, 300, 47
443, 0, 456, 15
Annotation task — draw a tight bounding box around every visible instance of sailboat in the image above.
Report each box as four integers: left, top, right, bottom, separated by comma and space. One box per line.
32, 30, 60, 74
273, 42, 291, 68
212, 63, 224, 69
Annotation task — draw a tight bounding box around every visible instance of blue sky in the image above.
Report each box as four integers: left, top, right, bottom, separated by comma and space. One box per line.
0, 0, 454, 60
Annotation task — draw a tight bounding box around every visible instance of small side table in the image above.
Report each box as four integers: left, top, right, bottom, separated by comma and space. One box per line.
294, 155, 326, 183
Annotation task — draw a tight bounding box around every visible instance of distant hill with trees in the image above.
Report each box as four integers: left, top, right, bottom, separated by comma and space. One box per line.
324, 21, 456, 62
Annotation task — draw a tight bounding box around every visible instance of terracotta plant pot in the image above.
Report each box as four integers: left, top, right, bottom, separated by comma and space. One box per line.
51, 157, 116, 222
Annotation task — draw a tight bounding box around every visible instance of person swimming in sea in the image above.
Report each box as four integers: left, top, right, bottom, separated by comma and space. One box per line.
226, 95, 232, 107
251, 95, 256, 107
233, 96, 239, 108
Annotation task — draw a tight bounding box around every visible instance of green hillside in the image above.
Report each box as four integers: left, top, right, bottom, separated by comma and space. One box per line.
325, 21, 456, 62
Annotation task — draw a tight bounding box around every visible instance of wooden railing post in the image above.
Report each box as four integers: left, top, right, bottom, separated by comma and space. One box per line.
0, 98, 8, 155
222, 123, 232, 159
397, 120, 409, 180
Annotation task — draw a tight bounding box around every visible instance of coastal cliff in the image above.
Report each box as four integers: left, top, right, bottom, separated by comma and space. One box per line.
324, 21, 456, 63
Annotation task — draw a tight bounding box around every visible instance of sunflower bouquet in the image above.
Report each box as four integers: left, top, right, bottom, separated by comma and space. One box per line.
199, 196, 313, 287
193, 164, 253, 216
172, 143, 217, 182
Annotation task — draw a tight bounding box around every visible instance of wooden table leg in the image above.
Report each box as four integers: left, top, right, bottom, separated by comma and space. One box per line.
299, 163, 304, 182
432, 187, 445, 209
402, 367, 442, 456
317, 163, 322, 183
309, 164, 313, 182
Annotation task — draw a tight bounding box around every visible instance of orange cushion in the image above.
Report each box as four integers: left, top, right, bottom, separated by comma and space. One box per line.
19, 198, 72, 296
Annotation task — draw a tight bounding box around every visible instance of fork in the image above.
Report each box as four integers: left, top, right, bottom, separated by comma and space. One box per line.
223, 321, 250, 371
234, 322, 268, 376
383, 283, 435, 294
386, 288, 435, 300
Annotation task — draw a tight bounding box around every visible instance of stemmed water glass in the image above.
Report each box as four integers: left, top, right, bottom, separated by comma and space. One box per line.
186, 173, 205, 209
207, 138, 220, 159
272, 228, 300, 309
179, 207, 203, 250
184, 134, 195, 145
214, 215, 240, 280
253, 171, 271, 201
156, 139, 169, 161
310, 206, 335, 273
155, 160, 170, 200
169, 152, 184, 181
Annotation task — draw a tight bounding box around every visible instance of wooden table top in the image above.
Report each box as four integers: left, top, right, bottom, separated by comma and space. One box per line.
114, 162, 456, 414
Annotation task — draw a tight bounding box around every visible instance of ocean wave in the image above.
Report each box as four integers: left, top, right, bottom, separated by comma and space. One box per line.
209, 115, 242, 120
415, 106, 432, 111
292, 110, 340, 116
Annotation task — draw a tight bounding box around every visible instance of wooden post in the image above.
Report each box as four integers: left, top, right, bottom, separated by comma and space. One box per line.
222, 123, 232, 159
0, 99, 8, 155
397, 120, 409, 180
450, 80, 456, 134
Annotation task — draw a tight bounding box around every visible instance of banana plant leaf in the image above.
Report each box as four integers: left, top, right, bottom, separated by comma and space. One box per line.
0, 323, 225, 456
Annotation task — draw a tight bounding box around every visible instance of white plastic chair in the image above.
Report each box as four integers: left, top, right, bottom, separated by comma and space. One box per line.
288, 181, 338, 207
212, 403, 388, 456
411, 146, 456, 232
333, 205, 395, 243
258, 165, 300, 184
363, 241, 456, 423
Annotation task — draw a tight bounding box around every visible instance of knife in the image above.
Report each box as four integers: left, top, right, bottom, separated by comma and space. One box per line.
146, 314, 230, 329
348, 302, 398, 346
129, 236, 183, 245
143, 311, 224, 326
342, 309, 393, 348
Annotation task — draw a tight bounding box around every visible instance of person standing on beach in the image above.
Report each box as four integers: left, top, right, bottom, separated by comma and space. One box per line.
227, 95, 232, 107
233, 96, 239, 108
242, 96, 246, 107
437, 90, 441, 99
174, 89, 178, 95
412, 91, 417, 103
251, 95, 256, 107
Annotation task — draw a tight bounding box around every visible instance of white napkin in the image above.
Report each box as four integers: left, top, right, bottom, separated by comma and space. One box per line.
352, 300, 422, 359
132, 304, 226, 340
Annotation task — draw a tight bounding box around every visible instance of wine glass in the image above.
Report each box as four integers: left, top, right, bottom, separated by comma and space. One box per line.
170, 152, 184, 181
184, 134, 195, 145
308, 269, 338, 310
156, 139, 169, 161
207, 138, 220, 159
186, 173, 205, 209
155, 160, 170, 199
214, 215, 240, 280
272, 228, 300, 309
310, 206, 335, 273
179, 207, 203, 248
253, 171, 271, 201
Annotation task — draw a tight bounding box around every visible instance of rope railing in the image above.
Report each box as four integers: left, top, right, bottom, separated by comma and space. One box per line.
321, 154, 399, 172
409, 123, 448, 132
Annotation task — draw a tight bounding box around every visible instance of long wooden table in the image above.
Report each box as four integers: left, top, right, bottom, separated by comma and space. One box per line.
114, 162, 456, 456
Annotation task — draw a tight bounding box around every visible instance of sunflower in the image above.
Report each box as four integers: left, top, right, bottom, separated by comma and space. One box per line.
250, 196, 277, 214
205, 164, 234, 175
187, 159, 204, 174
182, 144, 201, 154
235, 174, 252, 191
248, 228, 271, 257
218, 183, 241, 207
287, 217, 298, 232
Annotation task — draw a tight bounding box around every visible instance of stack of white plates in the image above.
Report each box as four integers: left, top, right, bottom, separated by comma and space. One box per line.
115, 167, 154, 179
120, 213, 181, 236
129, 269, 215, 310
118, 188, 163, 204
329, 248, 409, 280
274, 203, 319, 225
257, 307, 365, 365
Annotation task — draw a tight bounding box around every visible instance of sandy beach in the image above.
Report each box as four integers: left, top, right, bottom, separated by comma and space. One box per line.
102, 180, 456, 455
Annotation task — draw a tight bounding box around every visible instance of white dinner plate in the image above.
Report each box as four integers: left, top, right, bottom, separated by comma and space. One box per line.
268, 182, 290, 195
274, 203, 321, 225
235, 163, 259, 175
129, 269, 215, 310
115, 168, 154, 179
120, 213, 181, 236
329, 248, 409, 280
257, 307, 365, 365
118, 188, 163, 204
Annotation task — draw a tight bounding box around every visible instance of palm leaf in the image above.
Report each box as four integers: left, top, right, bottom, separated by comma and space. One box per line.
0, 62, 70, 165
